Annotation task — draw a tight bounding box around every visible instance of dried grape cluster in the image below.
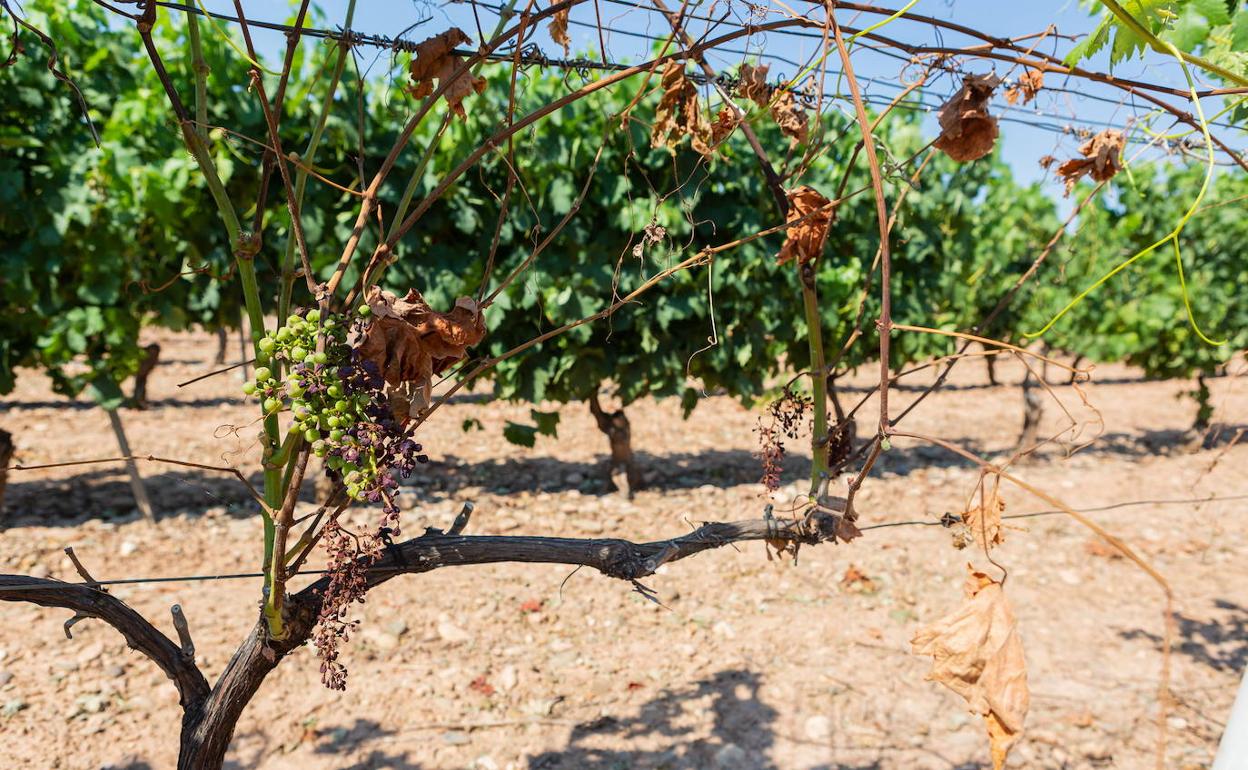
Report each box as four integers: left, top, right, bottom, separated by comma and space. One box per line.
756, 389, 812, 492
244, 307, 429, 513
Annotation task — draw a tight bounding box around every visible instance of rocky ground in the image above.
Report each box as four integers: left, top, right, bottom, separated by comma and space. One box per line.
1, 330, 1246, 770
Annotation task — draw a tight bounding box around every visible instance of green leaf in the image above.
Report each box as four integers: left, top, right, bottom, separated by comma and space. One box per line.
530, 409, 560, 437
502, 421, 538, 448
86, 374, 125, 410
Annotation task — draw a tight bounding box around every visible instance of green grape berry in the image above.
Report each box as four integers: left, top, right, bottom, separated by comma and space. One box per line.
327, 385, 342, 399
288, 383, 306, 399
313, 352, 328, 365
242, 382, 257, 396
291, 346, 307, 361
306, 309, 321, 324
258, 337, 275, 354
313, 441, 328, 457
275, 327, 292, 342
254, 367, 272, 382
263, 397, 280, 413
357, 304, 372, 317
327, 415, 341, 429
330, 429, 345, 442
303, 428, 319, 443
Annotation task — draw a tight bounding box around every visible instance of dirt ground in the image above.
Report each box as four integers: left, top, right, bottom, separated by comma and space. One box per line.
1, 329, 1246, 770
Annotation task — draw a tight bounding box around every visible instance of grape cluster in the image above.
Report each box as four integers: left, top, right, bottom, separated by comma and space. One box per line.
243, 307, 428, 511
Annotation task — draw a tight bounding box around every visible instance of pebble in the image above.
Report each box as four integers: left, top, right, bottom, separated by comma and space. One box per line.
2, 699, 26, 716
712, 621, 736, 639
713, 743, 748, 769
29, 565, 50, 579
0, 671, 12, 687
472, 756, 499, 770
384, 619, 408, 637
437, 618, 471, 644
442, 730, 470, 745
497, 665, 519, 692
104, 665, 126, 679
804, 714, 832, 742
118, 541, 138, 557
77, 641, 106, 665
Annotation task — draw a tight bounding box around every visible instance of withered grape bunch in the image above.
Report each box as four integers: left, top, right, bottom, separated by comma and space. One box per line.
243, 306, 428, 513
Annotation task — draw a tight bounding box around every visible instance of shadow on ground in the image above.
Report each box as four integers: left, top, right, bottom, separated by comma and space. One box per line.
1120, 599, 1248, 674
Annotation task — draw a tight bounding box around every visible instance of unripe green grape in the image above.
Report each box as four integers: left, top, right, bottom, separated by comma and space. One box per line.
275, 327, 292, 342
357, 304, 372, 317
313, 441, 328, 457
347, 484, 361, 499
327, 385, 342, 399
287, 314, 302, 328
291, 346, 307, 361
288, 383, 305, 399
313, 352, 328, 365
303, 428, 319, 443
258, 337, 275, 354
254, 367, 272, 382
327, 415, 341, 429
306, 309, 321, 324
303, 354, 317, 365
324, 318, 337, 330
335, 400, 349, 412
263, 397, 280, 413
330, 429, 345, 442
242, 382, 256, 396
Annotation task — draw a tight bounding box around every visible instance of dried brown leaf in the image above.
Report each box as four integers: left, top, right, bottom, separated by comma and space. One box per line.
651, 62, 713, 156
840, 564, 877, 593
770, 89, 808, 146
1054, 129, 1124, 195
737, 62, 771, 106
358, 286, 486, 417
548, 0, 571, 54
710, 106, 740, 147
963, 492, 1006, 549
406, 28, 486, 121
933, 74, 1002, 163
912, 566, 1029, 770
1004, 69, 1044, 105
776, 186, 831, 266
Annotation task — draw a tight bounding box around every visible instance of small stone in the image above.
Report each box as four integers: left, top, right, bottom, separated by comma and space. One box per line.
104, 665, 125, 679
497, 665, 518, 692
713, 743, 748, 769
473, 756, 499, 770
804, 714, 832, 742
2, 699, 26, 716
77, 641, 106, 665
362, 628, 400, 651
442, 730, 470, 745
0, 671, 12, 687
29, 565, 50, 579
1167, 716, 1189, 731
76, 694, 107, 714
437, 618, 471, 644
522, 697, 559, 717
384, 619, 408, 637
53, 661, 80, 673
712, 621, 736, 639
118, 541, 138, 557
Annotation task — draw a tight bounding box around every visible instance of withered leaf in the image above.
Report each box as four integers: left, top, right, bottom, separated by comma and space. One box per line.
840, 564, 877, 593
1055, 129, 1124, 195
963, 492, 1006, 549
777, 186, 831, 266
709, 106, 740, 147
548, 0, 571, 54
770, 89, 809, 146
652, 62, 713, 157
407, 28, 486, 121
737, 62, 771, 106
1004, 69, 1044, 105
933, 74, 1002, 163
912, 566, 1029, 770
358, 286, 486, 418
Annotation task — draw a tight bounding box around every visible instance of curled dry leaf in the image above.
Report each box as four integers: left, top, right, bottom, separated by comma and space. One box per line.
1055, 129, 1124, 195
652, 61, 713, 157
912, 566, 1029, 770
548, 0, 571, 54
736, 62, 771, 106
933, 74, 1002, 163
407, 28, 486, 121
770, 90, 809, 146
962, 492, 1006, 549
777, 186, 832, 266
710, 106, 740, 147
357, 286, 486, 418
1004, 69, 1044, 105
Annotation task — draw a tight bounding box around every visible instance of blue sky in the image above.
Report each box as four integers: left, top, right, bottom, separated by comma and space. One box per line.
196, 0, 1241, 195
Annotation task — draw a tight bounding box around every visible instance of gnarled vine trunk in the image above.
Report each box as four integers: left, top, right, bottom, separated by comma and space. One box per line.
1017, 368, 1044, 452
131, 343, 161, 410
588, 390, 642, 496
0, 428, 13, 524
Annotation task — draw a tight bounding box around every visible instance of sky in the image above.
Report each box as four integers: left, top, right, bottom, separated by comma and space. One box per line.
193, 0, 1242, 196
